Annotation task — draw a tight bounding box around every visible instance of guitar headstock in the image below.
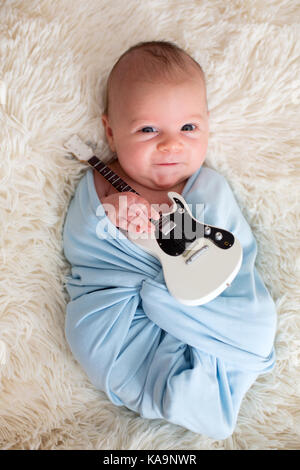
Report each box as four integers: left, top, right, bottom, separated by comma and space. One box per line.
64, 134, 94, 161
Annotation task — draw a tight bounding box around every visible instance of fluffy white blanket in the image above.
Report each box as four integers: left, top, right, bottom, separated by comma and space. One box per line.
0, 0, 299, 450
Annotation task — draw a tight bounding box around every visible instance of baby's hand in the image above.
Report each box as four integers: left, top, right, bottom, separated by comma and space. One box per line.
101, 192, 160, 234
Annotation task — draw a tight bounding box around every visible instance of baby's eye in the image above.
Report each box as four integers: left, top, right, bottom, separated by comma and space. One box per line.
141, 126, 157, 133
181, 123, 196, 131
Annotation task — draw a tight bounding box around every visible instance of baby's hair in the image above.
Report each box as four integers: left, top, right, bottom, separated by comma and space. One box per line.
103, 40, 206, 116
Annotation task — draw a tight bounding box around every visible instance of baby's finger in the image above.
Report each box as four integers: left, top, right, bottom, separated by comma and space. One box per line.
128, 214, 148, 233
148, 221, 157, 233
150, 205, 160, 220
130, 205, 150, 223
116, 215, 131, 231
128, 204, 142, 219
138, 204, 160, 225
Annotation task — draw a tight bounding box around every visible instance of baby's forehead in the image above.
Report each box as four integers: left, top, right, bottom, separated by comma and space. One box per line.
106, 48, 208, 120
109, 49, 204, 95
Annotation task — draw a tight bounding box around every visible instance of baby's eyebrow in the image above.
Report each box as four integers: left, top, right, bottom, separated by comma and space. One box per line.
130, 119, 151, 126
188, 114, 204, 121
130, 115, 204, 126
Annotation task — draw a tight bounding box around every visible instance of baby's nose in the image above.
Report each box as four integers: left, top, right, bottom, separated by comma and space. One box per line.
157, 136, 183, 153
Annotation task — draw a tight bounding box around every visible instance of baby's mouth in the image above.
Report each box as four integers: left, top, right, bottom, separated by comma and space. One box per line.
155, 162, 179, 166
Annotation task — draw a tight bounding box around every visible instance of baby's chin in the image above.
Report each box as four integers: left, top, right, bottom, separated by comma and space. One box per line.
148, 176, 186, 191
151, 171, 190, 188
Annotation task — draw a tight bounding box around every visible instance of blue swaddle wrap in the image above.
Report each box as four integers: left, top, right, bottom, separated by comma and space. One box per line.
63, 166, 277, 439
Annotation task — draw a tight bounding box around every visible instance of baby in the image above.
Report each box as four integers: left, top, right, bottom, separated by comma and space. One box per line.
63, 41, 277, 439
95, 41, 209, 234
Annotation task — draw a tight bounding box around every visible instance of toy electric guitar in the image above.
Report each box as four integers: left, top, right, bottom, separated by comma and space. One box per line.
64, 134, 243, 306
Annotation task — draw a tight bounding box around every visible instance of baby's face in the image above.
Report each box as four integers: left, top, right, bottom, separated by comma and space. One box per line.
102, 76, 209, 191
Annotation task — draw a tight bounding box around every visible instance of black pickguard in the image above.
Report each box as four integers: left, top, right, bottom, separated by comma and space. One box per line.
155, 198, 234, 257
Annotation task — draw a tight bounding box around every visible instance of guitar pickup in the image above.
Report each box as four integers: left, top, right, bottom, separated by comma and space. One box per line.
160, 219, 176, 236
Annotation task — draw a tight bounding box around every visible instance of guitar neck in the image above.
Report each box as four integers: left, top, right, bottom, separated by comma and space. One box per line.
87, 154, 161, 230
87, 156, 140, 196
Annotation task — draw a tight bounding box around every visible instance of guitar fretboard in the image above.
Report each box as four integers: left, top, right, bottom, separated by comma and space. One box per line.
88, 156, 139, 195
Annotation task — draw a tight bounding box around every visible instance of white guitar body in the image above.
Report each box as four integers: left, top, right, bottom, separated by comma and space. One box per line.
128, 192, 242, 306
64, 135, 243, 306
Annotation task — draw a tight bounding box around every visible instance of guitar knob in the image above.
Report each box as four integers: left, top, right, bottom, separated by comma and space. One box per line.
204, 226, 211, 235
215, 232, 223, 241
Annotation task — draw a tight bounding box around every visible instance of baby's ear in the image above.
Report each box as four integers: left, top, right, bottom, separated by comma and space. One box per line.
101, 114, 116, 152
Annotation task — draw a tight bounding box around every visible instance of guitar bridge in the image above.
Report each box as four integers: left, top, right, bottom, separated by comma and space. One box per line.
185, 245, 209, 265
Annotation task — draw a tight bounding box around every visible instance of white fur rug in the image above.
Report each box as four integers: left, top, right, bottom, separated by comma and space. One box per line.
0, 0, 299, 450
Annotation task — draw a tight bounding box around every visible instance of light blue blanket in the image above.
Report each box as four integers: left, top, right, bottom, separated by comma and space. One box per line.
63, 166, 277, 439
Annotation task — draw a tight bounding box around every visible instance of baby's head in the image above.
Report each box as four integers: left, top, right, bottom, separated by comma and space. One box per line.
102, 41, 209, 190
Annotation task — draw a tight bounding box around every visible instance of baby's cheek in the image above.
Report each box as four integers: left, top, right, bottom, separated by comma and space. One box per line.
123, 152, 150, 174
117, 143, 141, 163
